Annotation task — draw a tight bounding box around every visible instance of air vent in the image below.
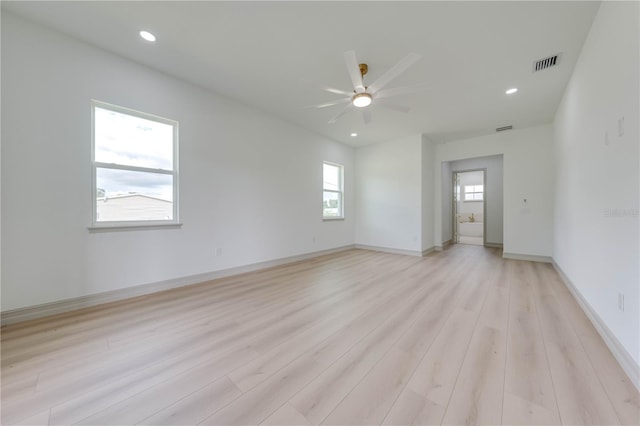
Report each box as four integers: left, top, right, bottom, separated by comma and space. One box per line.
496, 125, 513, 132
533, 53, 561, 72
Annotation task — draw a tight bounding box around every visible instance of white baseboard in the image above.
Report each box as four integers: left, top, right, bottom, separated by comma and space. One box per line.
422, 247, 436, 256
503, 252, 552, 263
354, 244, 426, 257
485, 242, 503, 248
434, 240, 452, 251
552, 260, 640, 391
0, 244, 356, 326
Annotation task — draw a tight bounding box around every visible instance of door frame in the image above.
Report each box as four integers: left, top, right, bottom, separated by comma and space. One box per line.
452, 168, 487, 246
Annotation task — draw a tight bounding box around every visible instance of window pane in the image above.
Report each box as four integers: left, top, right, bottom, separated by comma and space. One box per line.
474, 193, 483, 201
464, 185, 474, 193
475, 185, 484, 193
323, 191, 342, 217
464, 193, 474, 201
323, 163, 340, 191
95, 106, 174, 170
96, 168, 173, 222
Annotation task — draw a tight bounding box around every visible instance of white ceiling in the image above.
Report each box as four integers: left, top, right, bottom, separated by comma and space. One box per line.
2, 1, 600, 147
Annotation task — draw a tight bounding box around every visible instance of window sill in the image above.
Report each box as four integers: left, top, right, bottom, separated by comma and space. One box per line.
323, 217, 345, 221
88, 223, 183, 233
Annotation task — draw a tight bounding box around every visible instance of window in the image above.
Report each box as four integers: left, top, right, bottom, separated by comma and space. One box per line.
323, 162, 344, 219
92, 101, 178, 227
464, 185, 484, 201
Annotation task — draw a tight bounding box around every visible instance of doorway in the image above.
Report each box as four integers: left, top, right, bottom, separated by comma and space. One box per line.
453, 169, 486, 246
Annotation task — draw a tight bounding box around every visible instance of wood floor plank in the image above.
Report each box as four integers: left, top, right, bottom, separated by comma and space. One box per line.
135, 377, 242, 426
199, 356, 325, 425
11, 409, 50, 426
502, 391, 561, 426
0, 247, 636, 426
503, 307, 560, 424
540, 265, 640, 425
531, 263, 623, 425
441, 325, 507, 425
260, 403, 313, 426
405, 308, 478, 407
290, 267, 444, 425
382, 387, 445, 426
74, 357, 248, 425
319, 256, 475, 425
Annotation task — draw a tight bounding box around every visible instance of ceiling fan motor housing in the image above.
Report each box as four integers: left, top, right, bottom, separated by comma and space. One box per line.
359, 63, 368, 77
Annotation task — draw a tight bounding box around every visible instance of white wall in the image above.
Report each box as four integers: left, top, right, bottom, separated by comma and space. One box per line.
554, 1, 639, 367
448, 155, 504, 245
440, 161, 452, 243
355, 134, 422, 253
421, 135, 435, 252
434, 125, 554, 257
1, 13, 355, 312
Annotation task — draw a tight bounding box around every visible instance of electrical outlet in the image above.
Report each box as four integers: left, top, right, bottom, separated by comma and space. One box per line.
312, 236, 316, 243
605, 131, 609, 146
216, 247, 222, 257
618, 293, 624, 312
618, 116, 624, 136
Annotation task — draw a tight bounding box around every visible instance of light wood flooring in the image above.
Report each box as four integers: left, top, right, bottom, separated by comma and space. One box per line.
1, 245, 638, 425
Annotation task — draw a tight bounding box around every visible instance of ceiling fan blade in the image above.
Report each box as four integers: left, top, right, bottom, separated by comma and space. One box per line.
304, 98, 351, 109
362, 108, 372, 124
323, 87, 354, 97
368, 53, 421, 94
344, 50, 365, 93
377, 102, 411, 113
328, 104, 352, 124
375, 85, 432, 100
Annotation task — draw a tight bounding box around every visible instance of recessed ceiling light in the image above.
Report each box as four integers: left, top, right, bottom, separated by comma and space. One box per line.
350, 133, 358, 137
139, 31, 156, 42
505, 88, 518, 95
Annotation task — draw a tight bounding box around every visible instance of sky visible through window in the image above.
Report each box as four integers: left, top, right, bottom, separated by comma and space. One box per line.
95, 107, 174, 201
323, 163, 340, 191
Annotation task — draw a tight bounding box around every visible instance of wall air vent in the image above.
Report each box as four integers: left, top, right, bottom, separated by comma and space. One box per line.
496, 125, 513, 132
533, 53, 561, 72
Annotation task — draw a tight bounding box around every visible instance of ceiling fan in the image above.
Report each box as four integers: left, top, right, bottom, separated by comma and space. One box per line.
309, 50, 423, 124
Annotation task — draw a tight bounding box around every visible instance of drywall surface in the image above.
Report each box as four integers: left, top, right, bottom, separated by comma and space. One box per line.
449, 155, 504, 245
355, 135, 422, 252
440, 161, 452, 244
434, 125, 553, 256
421, 135, 435, 252
554, 1, 639, 366
1, 13, 355, 311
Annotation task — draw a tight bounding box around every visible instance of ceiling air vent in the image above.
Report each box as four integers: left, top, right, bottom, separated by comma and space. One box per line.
533, 53, 561, 72
496, 125, 513, 132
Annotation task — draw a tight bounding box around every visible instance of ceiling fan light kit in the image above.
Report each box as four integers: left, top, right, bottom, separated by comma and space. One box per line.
352, 92, 372, 108
313, 50, 422, 124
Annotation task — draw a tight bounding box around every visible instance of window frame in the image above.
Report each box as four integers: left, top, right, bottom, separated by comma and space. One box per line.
90, 100, 180, 230
322, 161, 344, 220
463, 184, 484, 202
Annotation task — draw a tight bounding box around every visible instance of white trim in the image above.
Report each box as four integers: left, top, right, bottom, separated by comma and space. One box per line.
88, 223, 183, 233
91, 100, 179, 228
323, 161, 344, 219
552, 260, 640, 391
434, 240, 452, 252
502, 252, 552, 263
484, 242, 503, 248
354, 244, 425, 257
422, 247, 436, 256
0, 245, 355, 326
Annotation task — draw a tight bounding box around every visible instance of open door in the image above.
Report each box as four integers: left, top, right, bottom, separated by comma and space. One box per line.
453, 170, 485, 246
